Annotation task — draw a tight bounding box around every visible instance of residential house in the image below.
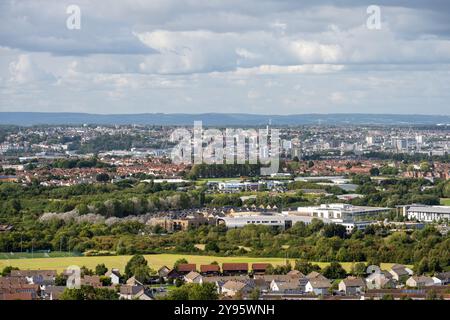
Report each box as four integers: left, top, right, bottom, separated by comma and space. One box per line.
158, 266, 171, 279
255, 274, 303, 283
270, 279, 303, 294
338, 277, 366, 295
10, 270, 56, 286
106, 268, 121, 285
126, 276, 143, 287
222, 263, 248, 276
0, 277, 27, 287
306, 271, 327, 281
42, 286, 66, 300
167, 269, 182, 279
305, 279, 332, 296
432, 272, 450, 285
287, 270, 305, 277
252, 278, 270, 292
81, 275, 102, 288
221, 280, 253, 297
389, 264, 413, 282
201, 275, 250, 294
184, 271, 203, 284
0, 277, 40, 300
365, 272, 396, 290
119, 285, 152, 300
0, 292, 36, 300
200, 264, 220, 276
406, 275, 435, 288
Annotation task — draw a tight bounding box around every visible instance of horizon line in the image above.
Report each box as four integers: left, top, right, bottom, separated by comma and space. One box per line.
1, 111, 450, 117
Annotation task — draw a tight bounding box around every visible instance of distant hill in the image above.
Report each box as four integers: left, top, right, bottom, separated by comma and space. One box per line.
0, 112, 449, 126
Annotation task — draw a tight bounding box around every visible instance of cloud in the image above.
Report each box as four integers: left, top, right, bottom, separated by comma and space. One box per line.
134, 29, 344, 74
8, 54, 54, 84
234, 64, 345, 75
1, 1, 450, 114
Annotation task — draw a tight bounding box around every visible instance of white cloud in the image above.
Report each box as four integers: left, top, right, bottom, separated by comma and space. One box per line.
234, 64, 345, 75
8, 54, 53, 84
1, 1, 450, 114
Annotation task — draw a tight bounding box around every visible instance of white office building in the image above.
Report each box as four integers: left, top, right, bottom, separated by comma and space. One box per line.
217, 213, 320, 230
217, 210, 376, 234
295, 203, 390, 222
399, 205, 450, 222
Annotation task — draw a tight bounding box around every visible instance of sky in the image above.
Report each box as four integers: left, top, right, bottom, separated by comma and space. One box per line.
0, 0, 450, 115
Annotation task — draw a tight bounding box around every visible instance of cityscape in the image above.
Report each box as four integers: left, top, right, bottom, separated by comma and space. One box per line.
0, 120, 449, 301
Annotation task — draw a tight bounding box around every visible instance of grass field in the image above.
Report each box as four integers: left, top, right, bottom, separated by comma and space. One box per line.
0, 253, 402, 273
440, 198, 450, 205
0, 251, 81, 260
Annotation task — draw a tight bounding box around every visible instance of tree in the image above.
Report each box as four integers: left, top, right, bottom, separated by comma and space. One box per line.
167, 285, 189, 300
415, 257, 429, 275
205, 241, 220, 253
188, 283, 218, 300
266, 263, 291, 275
96, 173, 110, 183
370, 167, 380, 176
322, 262, 347, 279
55, 273, 68, 286
323, 224, 347, 239
351, 262, 367, 277
95, 263, 108, 276
419, 162, 431, 173
167, 283, 218, 300
60, 285, 118, 300
125, 254, 149, 279
249, 288, 261, 300
133, 265, 151, 284
443, 181, 450, 198
99, 276, 112, 286
294, 260, 321, 275
173, 258, 188, 270
426, 289, 440, 300
80, 266, 94, 276
1, 266, 19, 276
174, 278, 184, 287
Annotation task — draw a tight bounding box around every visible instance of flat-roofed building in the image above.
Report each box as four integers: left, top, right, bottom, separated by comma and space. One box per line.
218, 181, 259, 192
217, 213, 320, 230
399, 204, 450, 222
217, 211, 375, 234
296, 203, 390, 222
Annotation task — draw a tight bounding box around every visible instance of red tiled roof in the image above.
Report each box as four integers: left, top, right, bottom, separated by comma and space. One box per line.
252, 263, 270, 270
0, 292, 35, 300
222, 263, 248, 271
177, 264, 196, 272
200, 264, 220, 273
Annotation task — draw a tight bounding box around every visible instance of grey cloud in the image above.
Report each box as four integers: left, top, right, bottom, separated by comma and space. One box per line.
1, 0, 449, 115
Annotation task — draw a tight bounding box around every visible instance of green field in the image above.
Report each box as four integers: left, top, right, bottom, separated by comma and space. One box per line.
440, 198, 450, 205
0, 253, 402, 273
0, 251, 81, 260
